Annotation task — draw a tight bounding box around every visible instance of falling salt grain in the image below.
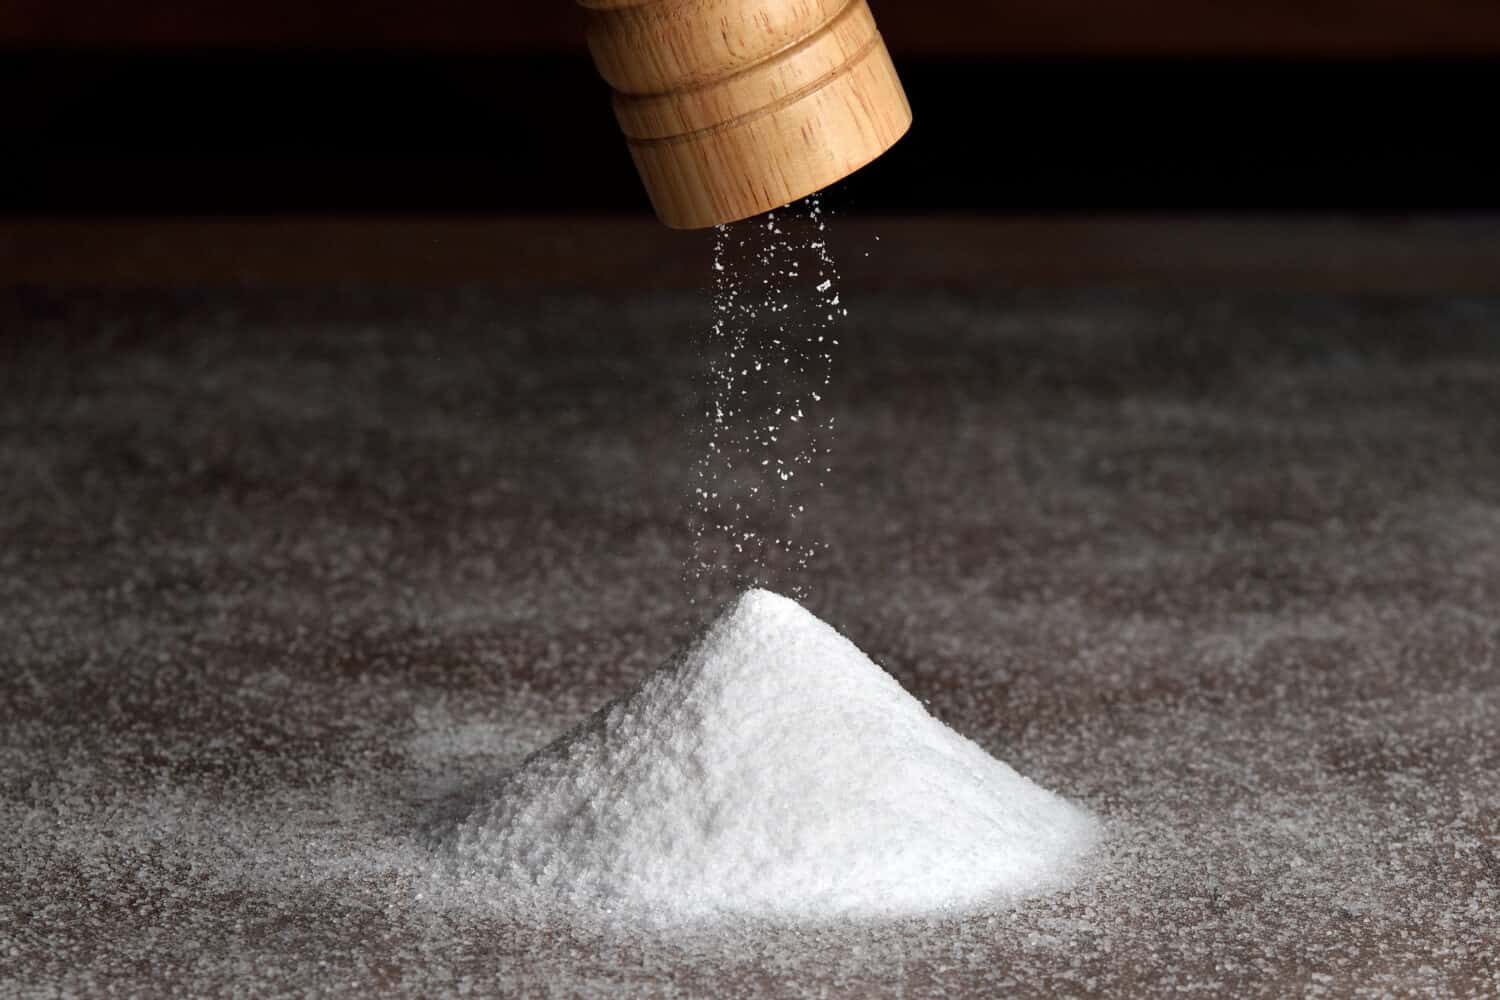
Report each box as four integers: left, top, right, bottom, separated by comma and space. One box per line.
684, 195, 844, 602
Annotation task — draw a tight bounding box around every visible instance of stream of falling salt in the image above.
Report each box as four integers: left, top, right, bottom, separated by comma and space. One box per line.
684, 195, 847, 613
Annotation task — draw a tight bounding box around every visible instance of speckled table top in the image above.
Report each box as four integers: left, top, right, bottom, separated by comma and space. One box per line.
2, 282, 1498, 997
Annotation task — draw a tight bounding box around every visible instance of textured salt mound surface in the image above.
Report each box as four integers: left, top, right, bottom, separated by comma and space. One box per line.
442, 589, 1098, 923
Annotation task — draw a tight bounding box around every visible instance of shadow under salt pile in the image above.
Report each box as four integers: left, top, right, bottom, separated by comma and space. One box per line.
441, 590, 1098, 924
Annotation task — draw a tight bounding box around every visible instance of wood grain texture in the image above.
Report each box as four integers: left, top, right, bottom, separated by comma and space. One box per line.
581, 0, 911, 228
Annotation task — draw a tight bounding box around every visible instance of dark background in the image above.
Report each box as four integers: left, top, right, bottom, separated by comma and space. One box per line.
6, 1, 1500, 216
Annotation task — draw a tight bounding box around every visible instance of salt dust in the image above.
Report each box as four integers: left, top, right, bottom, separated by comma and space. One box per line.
439, 589, 1099, 925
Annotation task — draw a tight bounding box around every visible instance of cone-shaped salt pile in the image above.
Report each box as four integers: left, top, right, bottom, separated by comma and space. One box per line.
445, 590, 1097, 923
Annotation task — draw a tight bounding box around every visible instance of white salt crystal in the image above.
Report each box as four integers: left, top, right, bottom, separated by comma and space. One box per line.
442, 590, 1098, 924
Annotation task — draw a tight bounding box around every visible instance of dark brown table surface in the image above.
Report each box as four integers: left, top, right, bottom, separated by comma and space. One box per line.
2, 217, 1498, 997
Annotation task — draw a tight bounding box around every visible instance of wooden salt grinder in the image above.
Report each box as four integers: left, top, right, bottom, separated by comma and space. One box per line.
578, 0, 912, 230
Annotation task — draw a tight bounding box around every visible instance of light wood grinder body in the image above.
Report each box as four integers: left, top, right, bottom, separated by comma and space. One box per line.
578, 0, 912, 229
